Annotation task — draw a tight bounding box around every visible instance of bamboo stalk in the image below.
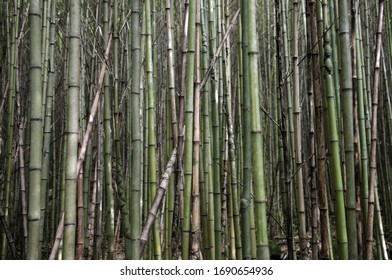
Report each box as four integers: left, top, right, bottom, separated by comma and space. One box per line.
248, 0, 270, 260
366, 0, 384, 260
27, 0, 44, 260
139, 146, 178, 258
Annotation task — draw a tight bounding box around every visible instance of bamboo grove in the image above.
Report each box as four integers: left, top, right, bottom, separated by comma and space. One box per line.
0, 0, 391, 260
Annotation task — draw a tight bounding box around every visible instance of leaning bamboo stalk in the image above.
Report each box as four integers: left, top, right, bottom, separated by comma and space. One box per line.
49, 213, 65, 260
375, 184, 388, 259
139, 145, 179, 258
200, 9, 240, 91
76, 35, 112, 176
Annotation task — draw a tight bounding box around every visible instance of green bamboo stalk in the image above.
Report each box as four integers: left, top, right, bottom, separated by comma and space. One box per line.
304, 1, 318, 259
102, 0, 114, 260
201, 0, 215, 260
216, 4, 225, 233
208, 0, 222, 260
145, 0, 161, 260
291, 0, 307, 259
221, 125, 228, 260
382, 0, 392, 235
248, 0, 270, 260
41, 0, 49, 109
328, 0, 341, 136
381, 58, 392, 227
363, 0, 371, 151
63, 0, 81, 260
356, 13, 369, 251
112, 0, 125, 258
18, 115, 28, 259
182, 0, 197, 260
27, 0, 44, 260
351, 6, 361, 257
240, 0, 252, 260
165, 91, 175, 259
87, 158, 97, 259
281, 0, 294, 159
124, 0, 132, 253
174, 0, 189, 253
338, 0, 357, 260
275, 0, 295, 260
140, 5, 149, 259
93, 120, 103, 259
386, 1, 392, 87
58, 129, 67, 259
282, 0, 297, 260
11, 26, 23, 259
130, 0, 142, 260
40, 0, 56, 259
163, 0, 177, 260
323, 7, 349, 260
79, 4, 88, 256
222, 2, 241, 259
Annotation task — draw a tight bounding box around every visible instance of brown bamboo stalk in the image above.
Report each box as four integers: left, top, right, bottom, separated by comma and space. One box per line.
191, 0, 202, 260
366, 0, 384, 260
200, 9, 240, 91
139, 145, 179, 258
76, 34, 112, 176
